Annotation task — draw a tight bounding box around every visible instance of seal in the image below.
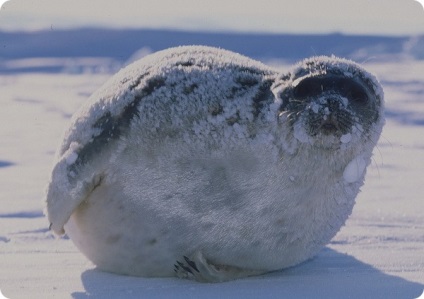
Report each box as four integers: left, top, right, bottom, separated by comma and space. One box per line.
45, 46, 384, 282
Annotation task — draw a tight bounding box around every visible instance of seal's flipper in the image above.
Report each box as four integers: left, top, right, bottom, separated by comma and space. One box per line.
46, 156, 104, 235
44, 49, 174, 235
45, 87, 147, 234
174, 252, 266, 283
45, 73, 150, 235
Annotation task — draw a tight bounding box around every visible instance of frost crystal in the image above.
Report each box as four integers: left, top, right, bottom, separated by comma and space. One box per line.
340, 133, 352, 144
293, 121, 311, 144
323, 107, 330, 115
311, 103, 320, 114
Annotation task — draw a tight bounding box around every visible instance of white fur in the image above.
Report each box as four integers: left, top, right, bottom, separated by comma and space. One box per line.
45, 46, 385, 281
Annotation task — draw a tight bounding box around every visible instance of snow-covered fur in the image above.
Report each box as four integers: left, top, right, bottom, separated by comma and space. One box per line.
45, 46, 384, 282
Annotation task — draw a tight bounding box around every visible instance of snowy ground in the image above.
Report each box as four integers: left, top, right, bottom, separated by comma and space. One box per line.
0, 58, 423, 298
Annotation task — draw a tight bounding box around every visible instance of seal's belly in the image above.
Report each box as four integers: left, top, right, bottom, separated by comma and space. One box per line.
65, 148, 353, 277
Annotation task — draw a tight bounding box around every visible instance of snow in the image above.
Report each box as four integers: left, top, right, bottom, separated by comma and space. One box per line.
343, 156, 366, 183
293, 121, 311, 144
65, 151, 78, 166
0, 44, 423, 297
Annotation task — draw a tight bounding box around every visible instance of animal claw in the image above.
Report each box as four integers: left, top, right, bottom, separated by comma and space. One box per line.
177, 260, 193, 274
184, 256, 200, 272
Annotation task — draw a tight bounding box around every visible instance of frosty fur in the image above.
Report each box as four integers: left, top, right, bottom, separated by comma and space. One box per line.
45, 45, 384, 282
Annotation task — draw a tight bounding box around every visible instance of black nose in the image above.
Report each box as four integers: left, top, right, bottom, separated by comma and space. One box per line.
320, 114, 340, 134
326, 97, 342, 111
321, 122, 337, 131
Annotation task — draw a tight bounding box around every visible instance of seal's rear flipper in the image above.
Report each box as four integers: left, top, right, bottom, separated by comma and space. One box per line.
174, 251, 266, 283
45, 141, 104, 235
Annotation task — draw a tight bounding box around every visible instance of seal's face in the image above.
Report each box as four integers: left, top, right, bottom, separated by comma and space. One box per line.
275, 57, 383, 149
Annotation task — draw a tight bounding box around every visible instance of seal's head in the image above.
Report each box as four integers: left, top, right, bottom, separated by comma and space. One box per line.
274, 56, 384, 150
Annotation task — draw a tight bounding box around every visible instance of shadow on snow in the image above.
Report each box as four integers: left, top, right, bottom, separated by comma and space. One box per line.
0, 160, 14, 168
71, 248, 423, 299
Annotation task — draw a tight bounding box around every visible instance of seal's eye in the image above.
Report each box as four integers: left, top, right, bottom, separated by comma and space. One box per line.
339, 79, 368, 104
293, 77, 323, 99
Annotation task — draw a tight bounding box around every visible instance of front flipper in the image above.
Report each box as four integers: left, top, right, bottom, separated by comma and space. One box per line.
174, 251, 266, 283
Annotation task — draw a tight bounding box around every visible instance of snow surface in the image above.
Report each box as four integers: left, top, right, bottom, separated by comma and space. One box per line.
0, 56, 423, 298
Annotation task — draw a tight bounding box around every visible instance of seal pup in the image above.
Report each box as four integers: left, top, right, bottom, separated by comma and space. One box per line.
45, 46, 384, 282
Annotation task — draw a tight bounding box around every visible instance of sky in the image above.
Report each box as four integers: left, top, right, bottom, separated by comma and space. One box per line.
0, 0, 423, 35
